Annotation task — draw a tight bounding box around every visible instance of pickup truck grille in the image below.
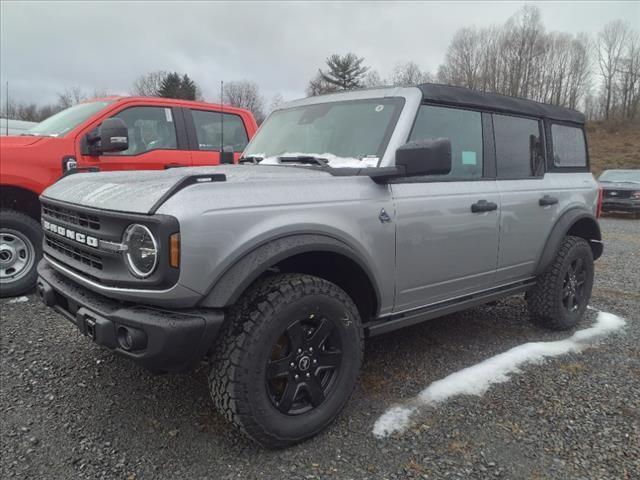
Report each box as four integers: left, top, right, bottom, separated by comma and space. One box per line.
46, 236, 103, 270
603, 190, 632, 199
42, 203, 101, 230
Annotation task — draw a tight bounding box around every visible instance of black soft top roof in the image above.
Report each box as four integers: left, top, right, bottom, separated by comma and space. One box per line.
418, 83, 585, 125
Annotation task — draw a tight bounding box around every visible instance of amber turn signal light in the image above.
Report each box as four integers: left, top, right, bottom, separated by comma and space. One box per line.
169, 233, 180, 268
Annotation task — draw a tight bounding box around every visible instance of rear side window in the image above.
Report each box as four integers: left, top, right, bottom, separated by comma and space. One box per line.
191, 110, 249, 152
409, 105, 483, 179
493, 114, 544, 178
552, 124, 587, 167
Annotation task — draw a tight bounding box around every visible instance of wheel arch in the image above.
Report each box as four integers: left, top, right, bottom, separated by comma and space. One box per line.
0, 185, 41, 221
199, 234, 381, 321
535, 208, 602, 275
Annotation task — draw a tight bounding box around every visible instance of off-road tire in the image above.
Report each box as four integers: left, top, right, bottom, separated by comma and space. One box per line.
527, 236, 594, 331
208, 273, 364, 448
0, 209, 42, 298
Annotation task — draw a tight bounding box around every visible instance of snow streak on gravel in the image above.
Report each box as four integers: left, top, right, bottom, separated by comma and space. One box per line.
373, 310, 626, 438
7, 296, 29, 304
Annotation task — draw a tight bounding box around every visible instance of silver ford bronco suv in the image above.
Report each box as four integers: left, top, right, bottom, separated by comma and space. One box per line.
37, 84, 602, 447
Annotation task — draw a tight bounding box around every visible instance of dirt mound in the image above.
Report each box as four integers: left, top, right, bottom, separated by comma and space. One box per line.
586, 122, 640, 176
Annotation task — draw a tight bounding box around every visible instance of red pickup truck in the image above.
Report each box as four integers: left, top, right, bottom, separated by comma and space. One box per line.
0, 96, 258, 297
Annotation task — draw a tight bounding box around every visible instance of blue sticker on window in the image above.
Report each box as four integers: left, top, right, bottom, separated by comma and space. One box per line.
462, 151, 477, 165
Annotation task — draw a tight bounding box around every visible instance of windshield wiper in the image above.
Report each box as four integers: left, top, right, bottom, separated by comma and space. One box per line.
278, 155, 329, 167
238, 155, 264, 164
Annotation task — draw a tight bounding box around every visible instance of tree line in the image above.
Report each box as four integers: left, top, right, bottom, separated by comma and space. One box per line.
2, 5, 638, 124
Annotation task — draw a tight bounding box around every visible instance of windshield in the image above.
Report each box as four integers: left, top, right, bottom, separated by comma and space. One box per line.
243, 97, 404, 167
599, 170, 640, 183
28, 101, 114, 137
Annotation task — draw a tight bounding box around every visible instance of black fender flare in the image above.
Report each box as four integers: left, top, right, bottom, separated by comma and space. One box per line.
535, 208, 602, 275
199, 233, 382, 309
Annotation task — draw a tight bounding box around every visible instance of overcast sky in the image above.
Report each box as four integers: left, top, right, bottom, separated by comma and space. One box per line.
1, 1, 639, 107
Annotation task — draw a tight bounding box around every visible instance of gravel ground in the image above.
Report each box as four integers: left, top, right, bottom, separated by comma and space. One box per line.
1, 217, 638, 480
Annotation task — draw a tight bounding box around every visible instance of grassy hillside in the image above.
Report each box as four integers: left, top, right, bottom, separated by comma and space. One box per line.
586, 122, 640, 177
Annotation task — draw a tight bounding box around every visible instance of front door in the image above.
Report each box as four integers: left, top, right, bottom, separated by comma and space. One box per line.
78, 105, 191, 171
392, 104, 500, 312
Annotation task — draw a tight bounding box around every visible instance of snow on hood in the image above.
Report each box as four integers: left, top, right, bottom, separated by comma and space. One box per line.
257, 152, 379, 168
41, 164, 332, 214
372, 309, 626, 438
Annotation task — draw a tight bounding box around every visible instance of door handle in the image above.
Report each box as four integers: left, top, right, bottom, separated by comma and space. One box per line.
471, 200, 498, 213
539, 195, 559, 206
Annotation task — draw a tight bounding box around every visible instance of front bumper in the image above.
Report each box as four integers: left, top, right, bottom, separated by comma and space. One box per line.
601, 198, 640, 213
37, 260, 224, 372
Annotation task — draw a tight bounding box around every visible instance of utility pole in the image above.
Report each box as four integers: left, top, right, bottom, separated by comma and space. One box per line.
5, 81, 9, 135
220, 80, 224, 150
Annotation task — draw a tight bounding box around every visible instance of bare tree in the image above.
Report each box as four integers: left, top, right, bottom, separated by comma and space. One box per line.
223, 80, 266, 123
306, 72, 339, 96
597, 20, 630, 119
269, 93, 285, 113
389, 61, 431, 86
57, 86, 86, 109
132, 71, 169, 97
363, 70, 385, 88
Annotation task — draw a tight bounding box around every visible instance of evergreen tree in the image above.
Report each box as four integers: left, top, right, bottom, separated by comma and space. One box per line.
180, 74, 197, 100
157, 72, 183, 99
319, 53, 369, 91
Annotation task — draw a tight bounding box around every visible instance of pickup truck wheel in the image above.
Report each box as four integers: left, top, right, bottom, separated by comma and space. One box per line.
208, 273, 363, 448
0, 210, 42, 298
527, 236, 594, 331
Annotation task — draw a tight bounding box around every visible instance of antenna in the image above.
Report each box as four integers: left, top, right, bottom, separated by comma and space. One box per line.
5, 81, 8, 135
220, 80, 224, 151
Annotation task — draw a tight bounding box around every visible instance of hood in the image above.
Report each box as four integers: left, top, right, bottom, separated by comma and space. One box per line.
598, 181, 640, 191
41, 165, 333, 214
0, 135, 47, 147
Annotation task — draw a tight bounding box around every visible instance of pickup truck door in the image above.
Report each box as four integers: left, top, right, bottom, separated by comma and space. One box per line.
185, 108, 250, 166
392, 106, 500, 312
77, 105, 192, 171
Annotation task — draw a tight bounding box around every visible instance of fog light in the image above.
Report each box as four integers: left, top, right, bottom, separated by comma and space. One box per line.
116, 326, 147, 351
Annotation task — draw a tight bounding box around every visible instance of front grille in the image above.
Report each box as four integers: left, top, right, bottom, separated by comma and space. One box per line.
46, 236, 103, 271
42, 203, 101, 230
604, 190, 632, 199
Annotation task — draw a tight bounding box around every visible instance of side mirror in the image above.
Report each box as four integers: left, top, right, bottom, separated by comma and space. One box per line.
220, 145, 234, 164
94, 118, 129, 154
395, 138, 452, 176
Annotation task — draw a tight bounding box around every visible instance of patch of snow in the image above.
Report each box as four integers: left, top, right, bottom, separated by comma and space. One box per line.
7, 296, 29, 303
373, 309, 626, 438
258, 152, 379, 168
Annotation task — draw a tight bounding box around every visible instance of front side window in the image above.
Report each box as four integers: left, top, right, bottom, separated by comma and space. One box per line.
243, 98, 404, 166
191, 110, 249, 152
494, 114, 544, 178
552, 124, 587, 167
409, 105, 483, 179
28, 101, 113, 137
110, 107, 177, 156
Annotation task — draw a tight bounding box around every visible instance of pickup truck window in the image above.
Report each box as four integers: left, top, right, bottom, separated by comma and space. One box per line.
243, 98, 403, 164
494, 114, 544, 178
552, 124, 587, 167
27, 101, 113, 137
110, 107, 178, 156
409, 105, 483, 179
191, 110, 249, 152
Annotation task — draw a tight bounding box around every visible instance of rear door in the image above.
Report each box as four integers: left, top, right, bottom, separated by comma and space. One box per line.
186, 109, 250, 166
493, 114, 557, 282
78, 105, 191, 171
392, 104, 500, 312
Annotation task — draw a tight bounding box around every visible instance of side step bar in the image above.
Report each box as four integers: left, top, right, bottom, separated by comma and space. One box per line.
365, 279, 536, 337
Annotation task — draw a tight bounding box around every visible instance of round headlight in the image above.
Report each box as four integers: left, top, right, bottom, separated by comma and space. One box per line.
123, 224, 158, 278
